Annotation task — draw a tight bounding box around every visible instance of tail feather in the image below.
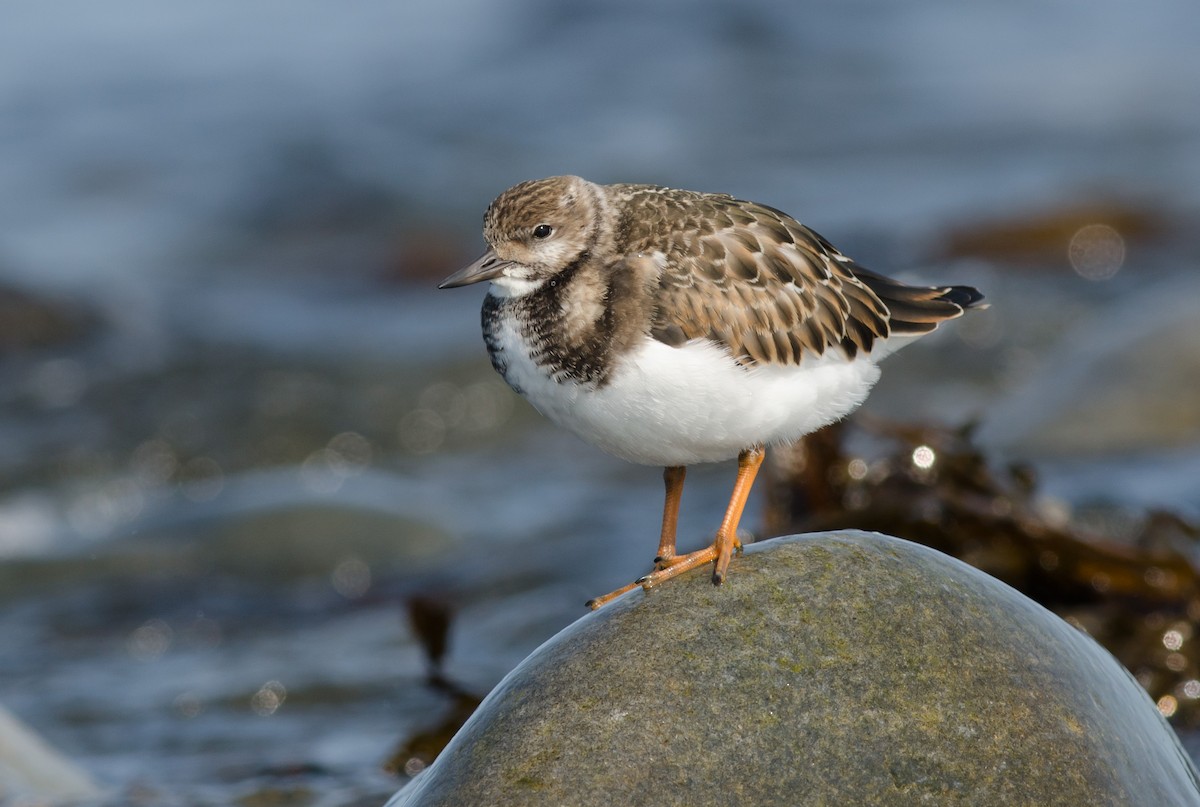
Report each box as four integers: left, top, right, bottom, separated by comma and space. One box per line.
850, 265, 986, 337
939, 285, 987, 310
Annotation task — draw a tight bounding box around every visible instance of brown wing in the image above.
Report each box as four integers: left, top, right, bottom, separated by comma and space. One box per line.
635, 194, 879, 364
617, 189, 982, 366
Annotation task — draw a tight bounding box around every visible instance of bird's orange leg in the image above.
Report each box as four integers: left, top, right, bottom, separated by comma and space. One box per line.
585, 465, 687, 610
711, 445, 764, 583
586, 448, 765, 610
653, 466, 686, 565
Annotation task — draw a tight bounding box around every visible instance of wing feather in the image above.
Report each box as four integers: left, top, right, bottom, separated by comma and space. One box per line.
613, 187, 982, 366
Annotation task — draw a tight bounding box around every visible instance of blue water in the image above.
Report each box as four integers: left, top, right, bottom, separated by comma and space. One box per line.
1, 1, 1198, 803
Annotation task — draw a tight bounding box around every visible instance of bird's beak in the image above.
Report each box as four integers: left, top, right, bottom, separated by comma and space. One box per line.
439, 250, 513, 289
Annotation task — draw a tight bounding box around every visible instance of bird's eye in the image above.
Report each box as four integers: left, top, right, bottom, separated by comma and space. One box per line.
532, 224, 553, 239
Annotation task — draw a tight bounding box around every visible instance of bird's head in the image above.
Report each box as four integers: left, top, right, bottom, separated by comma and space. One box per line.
439, 175, 601, 292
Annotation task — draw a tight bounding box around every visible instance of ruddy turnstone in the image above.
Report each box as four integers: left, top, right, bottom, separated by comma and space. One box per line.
441, 176, 985, 609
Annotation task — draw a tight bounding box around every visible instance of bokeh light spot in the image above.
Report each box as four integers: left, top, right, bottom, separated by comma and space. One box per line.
332, 555, 371, 599
173, 692, 203, 719
300, 448, 345, 494
1144, 566, 1170, 589
1068, 223, 1125, 281
399, 409, 446, 454
327, 431, 372, 471
419, 382, 467, 428
128, 619, 173, 661
1038, 550, 1059, 571
911, 445, 935, 470
180, 457, 224, 502
461, 381, 514, 432
251, 680, 287, 716
131, 439, 179, 485
1157, 694, 1178, 718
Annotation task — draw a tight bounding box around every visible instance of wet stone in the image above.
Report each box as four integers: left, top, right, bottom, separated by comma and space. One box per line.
388, 531, 1200, 807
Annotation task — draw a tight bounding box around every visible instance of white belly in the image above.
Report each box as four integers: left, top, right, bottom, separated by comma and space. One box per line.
491, 310, 882, 466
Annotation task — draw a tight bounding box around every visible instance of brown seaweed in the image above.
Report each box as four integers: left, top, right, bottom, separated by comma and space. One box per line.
383, 596, 483, 778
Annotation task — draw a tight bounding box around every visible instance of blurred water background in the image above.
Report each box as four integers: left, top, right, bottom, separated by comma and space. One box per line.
1, 0, 1199, 804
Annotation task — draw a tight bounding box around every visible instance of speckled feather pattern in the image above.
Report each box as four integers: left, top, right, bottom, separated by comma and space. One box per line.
608, 182, 979, 364
453, 175, 984, 465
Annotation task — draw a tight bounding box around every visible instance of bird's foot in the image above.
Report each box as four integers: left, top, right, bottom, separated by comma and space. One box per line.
586, 534, 743, 610
585, 580, 641, 610
654, 533, 742, 569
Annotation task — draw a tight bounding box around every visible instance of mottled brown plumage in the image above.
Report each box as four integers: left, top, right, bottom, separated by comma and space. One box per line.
608, 182, 981, 365
440, 175, 985, 609
449, 177, 984, 380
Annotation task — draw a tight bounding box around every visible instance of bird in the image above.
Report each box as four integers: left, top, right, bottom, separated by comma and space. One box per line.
440, 176, 985, 609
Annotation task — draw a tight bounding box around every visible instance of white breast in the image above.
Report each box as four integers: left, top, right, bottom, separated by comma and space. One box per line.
489, 302, 882, 466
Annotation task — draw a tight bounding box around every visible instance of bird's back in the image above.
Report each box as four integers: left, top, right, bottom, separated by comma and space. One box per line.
602, 183, 984, 366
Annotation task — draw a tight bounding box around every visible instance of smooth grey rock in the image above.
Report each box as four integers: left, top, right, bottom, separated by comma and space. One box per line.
387, 531, 1200, 807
